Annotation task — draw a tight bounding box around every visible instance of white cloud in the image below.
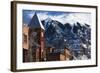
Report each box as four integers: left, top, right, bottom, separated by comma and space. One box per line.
50, 13, 91, 25
37, 12, 49, 20
28, 12, 49, 20
51, 14, 68, 24
28, 11, 91, 25
65, 13, 91, 25
28, 12, 35, 18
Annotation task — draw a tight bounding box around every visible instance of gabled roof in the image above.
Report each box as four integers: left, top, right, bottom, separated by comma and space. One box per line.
28, 13, 45, 30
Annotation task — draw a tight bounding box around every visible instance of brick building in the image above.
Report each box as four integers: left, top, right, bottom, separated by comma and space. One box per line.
23, 13, 45, 62
46, 48, 72, 61
23, 13, 72, 62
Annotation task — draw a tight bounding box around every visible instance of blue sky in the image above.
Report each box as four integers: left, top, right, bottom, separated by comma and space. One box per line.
23, 10, 91, 25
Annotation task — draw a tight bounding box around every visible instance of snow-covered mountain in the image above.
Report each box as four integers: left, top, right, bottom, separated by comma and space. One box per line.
41, 18, 91, 60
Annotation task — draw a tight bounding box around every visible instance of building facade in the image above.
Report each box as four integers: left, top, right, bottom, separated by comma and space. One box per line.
23, 13, 72, 62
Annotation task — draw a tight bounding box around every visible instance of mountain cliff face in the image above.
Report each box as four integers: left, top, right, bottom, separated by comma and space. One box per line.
41, 18, 91, 60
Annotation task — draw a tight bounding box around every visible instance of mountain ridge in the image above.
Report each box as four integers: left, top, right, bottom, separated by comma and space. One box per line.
41, 18, 91, 60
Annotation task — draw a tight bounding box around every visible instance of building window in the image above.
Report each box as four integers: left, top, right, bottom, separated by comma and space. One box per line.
23, 34, 27, 43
